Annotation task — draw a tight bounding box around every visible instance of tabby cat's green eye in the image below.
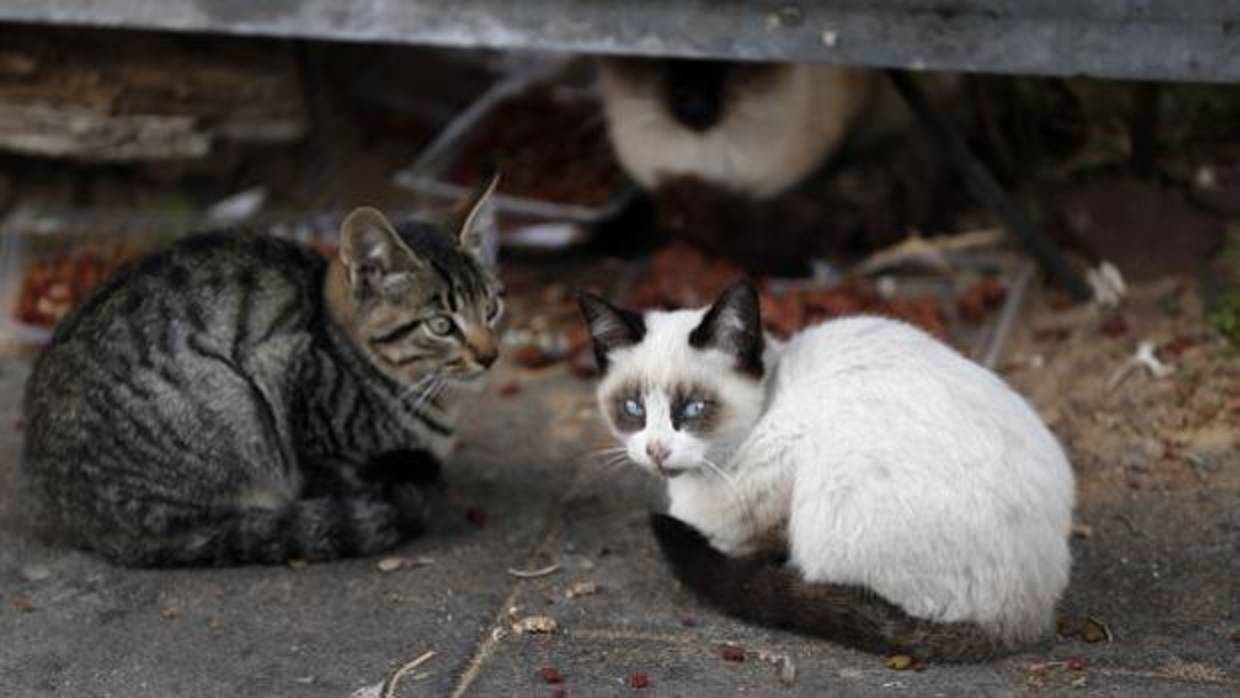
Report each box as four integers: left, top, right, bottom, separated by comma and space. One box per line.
486, 298, 501, 321
427, 316, 455, 336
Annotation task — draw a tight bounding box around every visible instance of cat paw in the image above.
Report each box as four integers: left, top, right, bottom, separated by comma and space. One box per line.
387, 482, 431, 536
362, 450, 443, 487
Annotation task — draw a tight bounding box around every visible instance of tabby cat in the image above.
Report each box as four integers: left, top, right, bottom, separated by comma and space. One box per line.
22, 180, 504, 567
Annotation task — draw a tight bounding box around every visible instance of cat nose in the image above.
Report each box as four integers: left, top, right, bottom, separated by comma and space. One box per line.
474, 348, 497, 368
465, 329, 498, 368
646, 441, 670, 466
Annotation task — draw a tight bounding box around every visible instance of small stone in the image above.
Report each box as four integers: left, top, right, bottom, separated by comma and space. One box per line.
512, 615, 558, 634
20, 565, 51, 582
821, 29, 838, 47
884, 655, 914, 670
1070, 524, 1093, 539
377, 557, 406, 573
778, 656, 797, 685
628, 671, 649, 689
565, 581, 599, 599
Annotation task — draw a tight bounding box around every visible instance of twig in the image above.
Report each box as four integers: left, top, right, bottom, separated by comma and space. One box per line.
981, 260, 1036, 369
382, 650, 436, 698
506, 562, 562, 579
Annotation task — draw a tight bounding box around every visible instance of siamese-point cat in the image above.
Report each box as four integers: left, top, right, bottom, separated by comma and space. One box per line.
596, 58, 946, 199
578, 281, 1075, 660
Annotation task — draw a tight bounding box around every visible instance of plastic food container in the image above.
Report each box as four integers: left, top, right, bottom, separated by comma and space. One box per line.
393, 58, 636, 250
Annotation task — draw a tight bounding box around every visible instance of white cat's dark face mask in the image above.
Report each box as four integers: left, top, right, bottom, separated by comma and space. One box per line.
580, 281, 767, 479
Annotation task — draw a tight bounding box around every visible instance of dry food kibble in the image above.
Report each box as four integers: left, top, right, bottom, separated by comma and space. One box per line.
449, 86, 624, 208
627, 672, 649, 689
540, 667, 564, 684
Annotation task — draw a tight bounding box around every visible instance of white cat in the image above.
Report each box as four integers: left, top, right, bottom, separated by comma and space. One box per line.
578, 281, 1075, 660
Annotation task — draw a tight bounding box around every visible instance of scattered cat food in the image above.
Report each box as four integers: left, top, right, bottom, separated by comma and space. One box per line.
565, 580, 599, 599
1100, 314, 1130, 337
626, 243, 947, 340
12, 598, 34, 612
1065, 656, 1089, 671
1162, 335, 1198, 357
679, 616, 700, 627
549, 690, 567, 698
627, 671, 649, 689
511, 344, 561, 370
540, 666, 564, 684
884, 654, 914, 671
13, 243, 139, 327
512, 615, 558, 634
159, 607, 178, 619
465, 506, 487, 527
498, 381, 522, 396
957, 277, 1008, 323
717, 644, 745, 662
1229, 629, 1240, 643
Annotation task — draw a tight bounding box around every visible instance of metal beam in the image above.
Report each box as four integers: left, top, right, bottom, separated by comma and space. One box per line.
1, 1, 1238, 83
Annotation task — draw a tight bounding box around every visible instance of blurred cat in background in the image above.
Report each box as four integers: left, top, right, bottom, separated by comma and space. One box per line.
597, 58, 962, 273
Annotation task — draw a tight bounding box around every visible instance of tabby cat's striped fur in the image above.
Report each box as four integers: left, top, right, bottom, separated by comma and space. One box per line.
23, 181, 504, 566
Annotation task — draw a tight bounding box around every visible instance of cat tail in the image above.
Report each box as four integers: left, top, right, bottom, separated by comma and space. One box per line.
650, 513, 1007, 662
122, 485, 429, 567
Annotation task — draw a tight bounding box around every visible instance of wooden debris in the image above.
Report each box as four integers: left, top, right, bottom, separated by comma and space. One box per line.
0, 26, 307, 161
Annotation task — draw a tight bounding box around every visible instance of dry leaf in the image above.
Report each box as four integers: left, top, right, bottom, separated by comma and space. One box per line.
512, 615, 558, 634
565, 580, 599, 599
885, 655, 914, 670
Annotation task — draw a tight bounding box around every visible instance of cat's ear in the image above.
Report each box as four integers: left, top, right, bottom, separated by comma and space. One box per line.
576, 291, 646, 372
452, 172, 500, 266
338, 206, 424, 297
689, 280, 764, 378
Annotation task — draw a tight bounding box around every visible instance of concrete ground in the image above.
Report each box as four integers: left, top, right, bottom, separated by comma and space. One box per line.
0, 272, 1237, 697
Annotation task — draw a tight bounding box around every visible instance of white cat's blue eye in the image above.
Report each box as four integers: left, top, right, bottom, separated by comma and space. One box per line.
682, 400, 706, 419
622, 399, 644, 417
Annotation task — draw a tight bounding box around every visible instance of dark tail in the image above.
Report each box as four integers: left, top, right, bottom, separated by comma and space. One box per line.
109, 485, 428, 567
650, 514, 1006, 662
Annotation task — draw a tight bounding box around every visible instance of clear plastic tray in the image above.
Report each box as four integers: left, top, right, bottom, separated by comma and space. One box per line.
393, 57, 635, 250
